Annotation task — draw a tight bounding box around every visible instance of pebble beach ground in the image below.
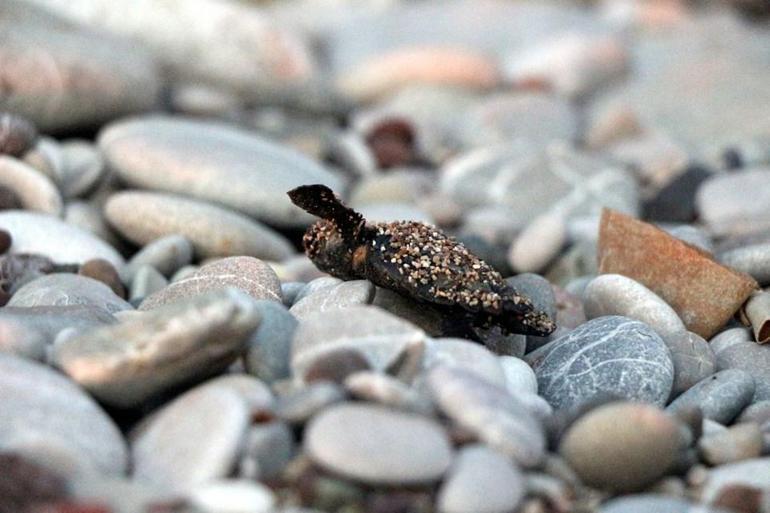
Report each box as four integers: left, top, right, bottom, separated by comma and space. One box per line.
2, 0, 770, 512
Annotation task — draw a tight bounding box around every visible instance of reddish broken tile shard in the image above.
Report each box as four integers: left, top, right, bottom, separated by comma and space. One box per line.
598, 208, 758, 339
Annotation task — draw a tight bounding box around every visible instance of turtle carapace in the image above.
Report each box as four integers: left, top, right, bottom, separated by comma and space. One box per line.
288, 184, 556, 337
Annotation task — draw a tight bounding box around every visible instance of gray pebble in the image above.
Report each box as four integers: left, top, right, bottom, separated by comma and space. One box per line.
599, 495, 707, 513
422, 337, 507, 387
499, 356, 538, 395
276, 382, 346, 425
186, 479, 276, 513
709, 327, 752, 355
664, 224, 714, 253
737, 400, 770, 425
59, 140, 105, 199
667, 370, 755, 424
293, 277, 342, 304
697, 168, 770, 237
716, 342, 770, 401
506, 273, 557, 320
280, 282, 305, 307
238, 422, 294, 481
344, 371, 434, 415
289, 280, 375, 320
508, 211, 567, 274
129, 265, 168, 302
719, 243, 770, 286
122, 234, 194, 283
8, 273, 132, 314
244, 300, 297, 384
664, 331, 717, 398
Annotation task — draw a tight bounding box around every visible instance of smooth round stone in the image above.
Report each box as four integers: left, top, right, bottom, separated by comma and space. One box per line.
99, 116, 341, 227
105, 191, 293, 261
737, 401, 770, 425
344, 371, 434, 415
716, 343, 770, 400
139, 256, 282, 310
701, 458, 770, 504
289, 280, 375, 320
664, 331, 717, 398
709, 327, 752, 356
63, 201, 123, 249
719, 243, 770, 286
54, 289, 261, 408
280, 282, 304, 307
506, 273, 557, 321
499, 356, 538, 395
559, 402, 681, 492
58, 141, 105, 199
129, 265, 167, 302
187, 479, 276, 513
667, 370, 755, 424
238, 422, 294, 480
194, 374, 274, 418
0, 353, 127, 475
79, 258, 125, 298
291, 305, 426, 380
303, 348, 372, 385
427, 366, 546, 467
121, 234, 194, 282
697, 169, 770, 237
0, 156, 62, 215
599, 495, 705, 513
8, 273, 132, 314
583, 274, 686, 339
244, 301, 298, 384
437, 444, 525, 513
349, 170, 434, 207
132, 386, 250, 491
293, 277, 343, 304
0, 111, 37, 157
422, 338, 507, 387
0, 211, 124, 267
508, 211, 567, 274
664, 224, 714, 254
304, 402, 453, 485
529, 316, 674, 410
698, 423, 763, 465
275, 382, 346, 425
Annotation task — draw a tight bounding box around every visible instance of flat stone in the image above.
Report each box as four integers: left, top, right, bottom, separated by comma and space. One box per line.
583, 274, 686, 339
698, 423, 763, 465
0, 353, 127, 475
0, 211, 124, 267
291, 305, 426, 381
63, 201, 123, 250
701, 458, 770, 504
237, 422, 294, 480
697, 168, 770, 237
105, 191, 293, 261
664, 331, 717, 398
186, 479, 276, 513
244, 301, 298, 384
131, 385, 250, 491
289, 280, 375, 320
304, 402, 453, 485
0, 156, 62, 215
129, 265, 167, 302
54, 288, 261, 408
719, 242, 770, 286
559, 402, 681, 492
667, 370, 755, 424
344, 371, 434, 415
598, 208, 758, 338
139, 256, 282, 310
121, 234, 194, 283
99, 116, 341, 227
710, 327, 752, 356
737, 401, 770, 425
8, 273, 132, 314
499, 356, 538, 396
529, 316, 674, 410
599, 495, 706, 513
422, 338, 507, 387
663, 224, 714, 254
59, 140, 105, 199
716, 342, 770, 401
275, 382, 346, 425
427, 366, 545, 467
437, 444, 525, 513
303, 348, 372, 385
508, 211, 567, 274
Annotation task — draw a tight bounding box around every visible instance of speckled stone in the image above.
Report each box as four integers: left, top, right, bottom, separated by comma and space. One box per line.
529, 316, 674, 410
422, 338, 507, 387
559, 402, 681, 492
105, 191, 293, 261
54, 289, 260, 408
244, 301, 298, 384
8, 273, 132, 314
0, 353, 127, 475
139, 257, 282, 310
437, 444, 525, 513
716, 342, 770, 400
289, 280, 375, 320
667, 370, 755, 424
99, 116, 340, 227
304, 402, 453, 485
0, 211, 124, 267
121, 234, 194, 283
0, 156, 62, 216
719, 243, 770, 286
583, 274, 686, 339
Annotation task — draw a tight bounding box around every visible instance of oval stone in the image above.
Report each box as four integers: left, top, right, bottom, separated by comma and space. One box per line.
121, 234, 194, 282
304, 402, 452, 485
528, 316, 674, 410
289, 280, 375, 321
0, 156, 62, 215
422, 338, 507, 387
8, 273, 132, 314
664, 330, 717, 398
666, 370, 755, 424
719, 243, 770, 286
105, 191, 293, 261
716, 342, 770, 401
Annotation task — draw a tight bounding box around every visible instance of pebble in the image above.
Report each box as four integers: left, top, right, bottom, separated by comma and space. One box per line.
289, 280, 375, 320
244, 300, 298, 383
0, 111, 37, 157
698, 423, 764, 465
528, 316, 674, 410
437, 444, 525, 513
304, 402, 453, 485
79, 258, 125, 298
63, 201, 123, 249
293, 277, 342, 304
280, 282, 304, 307
291, 305, 426, 381
643, 166, 712, 224
599, 495, 707, 513
54, 288, 261, 408
276, 382, 346, 425
716, 342, 770, 400
0, 210, 124, 267
427, 366, 546, 467
131, 385, 250, 491
0, 353, 127, 475
186, 479, 276, 513
667, 370, 756, 424
99, 116, 341, 227
8, 273, 131, 314
0, 156, 62, 216
344, 371, 434, 415
139, 256, 282, 310
372, 285, 447, 338
422, 337, 507, 387
664, 224, 714, 254
238, 422, 294, 480
121, 234, 194, 283
664, 330, 717, 398
303, 348, 372, 385
710, 327, 752, 356
737, 400, 770, 425
58, 140, 105, 199
583, 274, 686, 339
105, 191, 293, 261
700, 458, 770, 504
697, 168, 770, 237
508, 211, 567, 274
719, 243, 770, 287
559, 402, 681, 492
598, 208, 758, 338
507, 274, 558, 322
129, 265, 168, 302
499, 356, 538, 395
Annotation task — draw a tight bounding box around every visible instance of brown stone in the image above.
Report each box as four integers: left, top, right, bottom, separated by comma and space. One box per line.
79, 259, 125, 299
598, 208, 758, 338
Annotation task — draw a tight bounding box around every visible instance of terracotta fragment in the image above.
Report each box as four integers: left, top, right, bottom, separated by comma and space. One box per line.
598, 208, 758, 338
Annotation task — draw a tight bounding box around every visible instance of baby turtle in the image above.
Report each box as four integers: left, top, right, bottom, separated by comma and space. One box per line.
288, 184, 556, 337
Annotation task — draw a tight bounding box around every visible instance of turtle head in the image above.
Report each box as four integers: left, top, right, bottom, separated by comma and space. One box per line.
302, 219, 359, 280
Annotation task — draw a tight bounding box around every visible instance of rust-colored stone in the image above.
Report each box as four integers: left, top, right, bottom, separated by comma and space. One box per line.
598, 208, 758, 338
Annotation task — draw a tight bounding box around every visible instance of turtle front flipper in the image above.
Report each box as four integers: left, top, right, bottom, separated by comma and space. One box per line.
288, 184, 365, 246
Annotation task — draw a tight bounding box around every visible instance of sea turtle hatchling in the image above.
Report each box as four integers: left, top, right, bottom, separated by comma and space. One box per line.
288, 184, 556, 337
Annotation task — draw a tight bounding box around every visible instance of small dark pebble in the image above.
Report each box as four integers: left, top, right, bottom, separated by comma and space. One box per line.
722, 147, 743, 170
365, 117, 418, 169
367, 491, 433, 513
0, 229, 11, 255
643, 165, 712, 223
712, 484, 764, 513
0, 453, 69, 513
79, 259, 126, 298
0, 185, 22, 211
0, 254, 56, 295
0, 112, 37, 157
304, 348, 371, 384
